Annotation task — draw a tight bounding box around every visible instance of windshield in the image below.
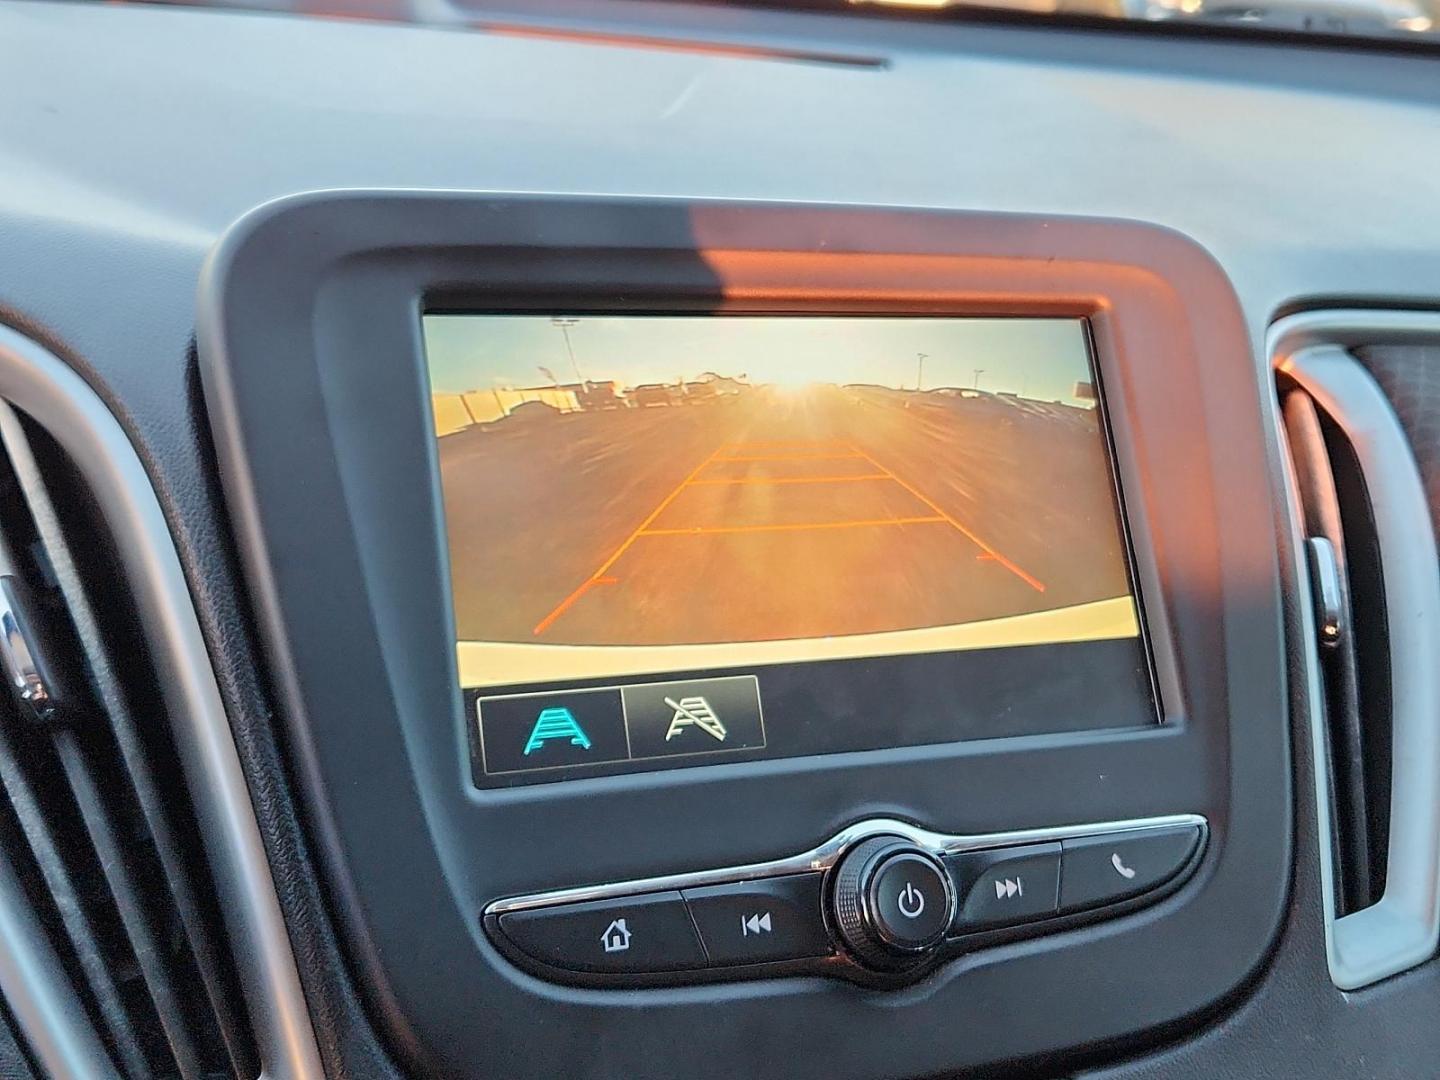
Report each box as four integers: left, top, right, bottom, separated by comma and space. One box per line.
853, 0, 1432, 34
102, 0, 1438, 44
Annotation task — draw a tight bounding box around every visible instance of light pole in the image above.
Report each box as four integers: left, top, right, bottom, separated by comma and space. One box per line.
551, 317, 585, 386
916, 353, 928, 392
972, 368, 986, 390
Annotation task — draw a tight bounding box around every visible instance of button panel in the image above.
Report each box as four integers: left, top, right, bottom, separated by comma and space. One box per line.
485, 816, 1207, 986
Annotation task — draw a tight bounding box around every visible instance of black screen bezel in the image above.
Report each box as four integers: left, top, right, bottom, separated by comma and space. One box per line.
197, 192, 1290, 1080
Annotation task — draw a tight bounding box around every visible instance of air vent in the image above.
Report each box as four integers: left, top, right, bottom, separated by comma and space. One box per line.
1272, 310, 1440, 991
0, 323, 322, 1080
1280, 388, 1391, 918
0, 402, 258, 1078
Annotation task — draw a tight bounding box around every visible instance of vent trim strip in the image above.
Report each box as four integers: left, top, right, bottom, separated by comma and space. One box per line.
0, 826, 117, 1078
0, 322, 324, 1079
1272, 309, 1440, 991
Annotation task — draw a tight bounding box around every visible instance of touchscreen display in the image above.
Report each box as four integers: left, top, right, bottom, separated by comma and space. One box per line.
425, 315, 1155, 786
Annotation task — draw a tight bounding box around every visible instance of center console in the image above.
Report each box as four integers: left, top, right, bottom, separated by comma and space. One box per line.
197, 192, 1290, 1079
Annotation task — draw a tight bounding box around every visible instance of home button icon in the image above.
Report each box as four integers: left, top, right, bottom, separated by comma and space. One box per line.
497, 892, 707, 975
600, 918, 632, 953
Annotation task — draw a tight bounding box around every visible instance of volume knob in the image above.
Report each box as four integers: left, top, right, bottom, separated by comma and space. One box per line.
830, 837, 955, 970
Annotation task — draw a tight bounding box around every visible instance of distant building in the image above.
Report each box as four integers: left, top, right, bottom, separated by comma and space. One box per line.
631, 382, 681, 407
464, 385, 581, 425
689, 372, 747, 397
554, 380, 621, 409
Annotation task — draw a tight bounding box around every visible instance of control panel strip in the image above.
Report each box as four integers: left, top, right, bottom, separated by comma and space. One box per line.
486, 813, 1207, 916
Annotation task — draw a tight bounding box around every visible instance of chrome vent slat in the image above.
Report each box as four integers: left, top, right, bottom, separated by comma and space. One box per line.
1281, 387, 1374, 914
0, 794, 115, 1080
0, 716, 140, 1078
46, 728, 210, 1079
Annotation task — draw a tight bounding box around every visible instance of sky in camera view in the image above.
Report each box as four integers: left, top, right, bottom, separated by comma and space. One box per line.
423, 315, 1096, 405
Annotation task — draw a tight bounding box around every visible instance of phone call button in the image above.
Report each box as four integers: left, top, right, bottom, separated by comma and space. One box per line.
1059, 825, 1203, 912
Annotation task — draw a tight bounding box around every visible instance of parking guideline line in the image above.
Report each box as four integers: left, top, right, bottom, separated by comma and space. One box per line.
719, 439, 848, 451
531, 446, 726, 635
687, 474, 891, 486
846, 442, 1048, 594
711, 452, 866, 463
528, 577, 619, 637
638, 516, 948, 537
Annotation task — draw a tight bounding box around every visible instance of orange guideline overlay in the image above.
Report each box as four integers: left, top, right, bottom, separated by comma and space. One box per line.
532, 439, 1043, 638
528, 445, 726, 636
451, 439, 1142, 688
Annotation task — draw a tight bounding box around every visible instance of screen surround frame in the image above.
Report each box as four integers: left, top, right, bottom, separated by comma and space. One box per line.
425, 309, 1163, 786
198, 191, 1290, 1080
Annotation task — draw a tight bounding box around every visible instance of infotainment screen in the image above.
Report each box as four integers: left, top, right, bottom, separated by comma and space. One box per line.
424, 315, 1156, 787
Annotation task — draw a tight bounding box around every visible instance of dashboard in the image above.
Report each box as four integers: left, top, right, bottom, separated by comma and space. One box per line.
0, 1, 1438, 1078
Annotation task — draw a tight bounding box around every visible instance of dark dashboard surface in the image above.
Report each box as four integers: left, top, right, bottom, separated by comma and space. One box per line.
3, 0, 1438, 496
2, 1, 1439, 1077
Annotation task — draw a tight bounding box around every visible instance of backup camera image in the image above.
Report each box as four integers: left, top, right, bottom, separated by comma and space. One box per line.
425, 315, 1142, 688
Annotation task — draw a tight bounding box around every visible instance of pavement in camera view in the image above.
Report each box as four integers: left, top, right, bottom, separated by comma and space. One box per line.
438, 385, 1131, 646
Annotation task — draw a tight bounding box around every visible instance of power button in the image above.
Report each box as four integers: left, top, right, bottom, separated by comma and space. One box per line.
869, 852, 953, 950
830, 837, 956, 969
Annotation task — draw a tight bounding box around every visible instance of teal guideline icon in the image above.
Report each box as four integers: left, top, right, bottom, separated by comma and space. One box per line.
523, 707, 593, 756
